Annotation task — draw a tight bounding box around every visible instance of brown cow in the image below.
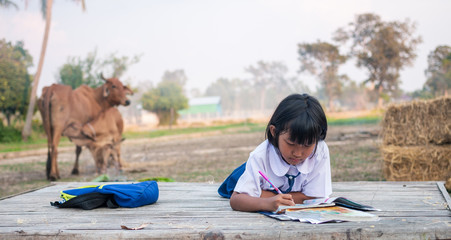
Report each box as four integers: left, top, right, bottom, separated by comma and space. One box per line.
38, 74, 132, 180
68, 107, 125, 174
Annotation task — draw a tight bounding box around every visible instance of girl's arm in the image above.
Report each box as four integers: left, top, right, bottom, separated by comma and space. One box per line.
230, 191, 295, 212
287, 192, 315, 203
261, 190, 315, 204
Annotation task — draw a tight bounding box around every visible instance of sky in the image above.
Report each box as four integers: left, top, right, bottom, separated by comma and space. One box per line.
1, 0, 450, 97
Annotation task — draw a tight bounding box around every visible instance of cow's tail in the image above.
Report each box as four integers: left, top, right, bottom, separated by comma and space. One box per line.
42, 87, 53, 178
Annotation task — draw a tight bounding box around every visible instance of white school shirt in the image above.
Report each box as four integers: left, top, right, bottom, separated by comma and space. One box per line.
234, 140, 332, 198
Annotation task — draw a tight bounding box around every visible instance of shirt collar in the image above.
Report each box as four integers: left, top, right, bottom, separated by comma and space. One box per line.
296, 153, 315, 174
268, 143, 316, 176
268, 143, 290, 177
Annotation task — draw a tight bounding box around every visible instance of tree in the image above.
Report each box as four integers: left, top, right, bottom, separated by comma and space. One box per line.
424, 45, 451, 97
14, 0, 86, 141
334, 13, 422, 108
298, 41, 347, 111
339, 80, 370, 110
0, 0, 18, 9
141, 81, 188, 126
0, 39, 33, 125
161, 70, 188, 91
99, 52, 141, 80
245, 61, 288, 112
409, 87, 434, 100
281, 75, 310, 95
205, 78, 250, 115
57, 57, 84, 89
56, 49, 141, 89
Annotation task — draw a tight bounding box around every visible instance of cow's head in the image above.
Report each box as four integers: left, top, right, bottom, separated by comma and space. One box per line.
100, 73, 133, 106
88, 137, 125, 174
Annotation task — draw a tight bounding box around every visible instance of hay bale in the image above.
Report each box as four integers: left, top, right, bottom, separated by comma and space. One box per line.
445, 178, 451, 192
381, 97, 451, 146
381, 145, 451, 181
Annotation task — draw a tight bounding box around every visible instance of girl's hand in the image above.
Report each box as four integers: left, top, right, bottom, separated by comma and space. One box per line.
264, 193, 295, 212
261, 190, 315, 204
230, 191, 296, 212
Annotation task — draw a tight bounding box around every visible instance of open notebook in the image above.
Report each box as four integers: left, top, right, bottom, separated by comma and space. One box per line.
262, 197, 380, 224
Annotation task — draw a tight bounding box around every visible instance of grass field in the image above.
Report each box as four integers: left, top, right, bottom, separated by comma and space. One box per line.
0, 116, 384, 199
0, 115, 381, 153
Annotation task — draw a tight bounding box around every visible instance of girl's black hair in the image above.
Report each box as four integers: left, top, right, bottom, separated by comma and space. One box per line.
265, 93, 327, 149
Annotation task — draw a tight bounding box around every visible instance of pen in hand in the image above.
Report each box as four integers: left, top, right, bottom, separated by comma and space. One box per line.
258, 170, 282, 194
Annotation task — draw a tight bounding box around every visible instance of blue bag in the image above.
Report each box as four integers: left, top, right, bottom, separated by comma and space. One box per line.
51, 181, 159, 210
217, 162, 246, 198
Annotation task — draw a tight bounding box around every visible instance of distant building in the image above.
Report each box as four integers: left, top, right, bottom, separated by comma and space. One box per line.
178, 96, 222, 121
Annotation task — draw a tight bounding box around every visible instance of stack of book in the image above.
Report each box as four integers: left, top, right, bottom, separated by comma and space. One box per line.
261, 197, 380, 224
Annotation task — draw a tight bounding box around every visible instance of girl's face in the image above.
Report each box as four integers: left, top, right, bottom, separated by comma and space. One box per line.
270, 125, 316, 166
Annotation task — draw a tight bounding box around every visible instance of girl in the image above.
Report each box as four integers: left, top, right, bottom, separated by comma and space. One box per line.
218, 93, 331, 212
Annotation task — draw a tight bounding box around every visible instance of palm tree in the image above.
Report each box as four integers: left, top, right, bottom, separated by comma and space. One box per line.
0, 0, 18, 9
20, 0, 85, 141
21, 0, 53, 141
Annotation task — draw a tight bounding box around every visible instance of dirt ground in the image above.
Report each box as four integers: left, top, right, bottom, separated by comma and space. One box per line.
0, 124, 383, 198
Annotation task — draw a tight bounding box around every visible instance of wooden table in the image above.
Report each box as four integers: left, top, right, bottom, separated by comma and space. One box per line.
0, 181, 450, 239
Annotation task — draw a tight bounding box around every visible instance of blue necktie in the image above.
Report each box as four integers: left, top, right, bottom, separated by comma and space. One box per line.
282, 172, 300, 193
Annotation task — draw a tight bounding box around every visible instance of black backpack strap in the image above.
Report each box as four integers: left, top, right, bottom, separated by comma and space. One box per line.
106, 197, 119, 208
52, 192, 113, 210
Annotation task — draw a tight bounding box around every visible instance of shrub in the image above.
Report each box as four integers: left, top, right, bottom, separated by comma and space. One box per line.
0, 122, 22, 143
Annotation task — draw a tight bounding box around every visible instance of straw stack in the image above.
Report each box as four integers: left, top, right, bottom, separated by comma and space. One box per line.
381, 97, 451, 181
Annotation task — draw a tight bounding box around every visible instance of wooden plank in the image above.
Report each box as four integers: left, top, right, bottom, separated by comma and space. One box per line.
437, 182, 451, 211
0, 181, 450, 240
1, 217, 450, 240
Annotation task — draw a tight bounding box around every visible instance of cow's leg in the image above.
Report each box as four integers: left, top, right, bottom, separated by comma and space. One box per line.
101, 155, 108, 174
109, 148, 120, 174
116, 145, 126, 170
43, 115, 53, 180
101, 147, 111, 174
43, 122, 52, 179
48, 144, 59, 181
98, 158, 106, 174
93, 148, 103, 174
71, 146, 82, 175
46, 150, 51, 178
48, 130, 63, 180
47, 140, 58, 180
96, 156, 103, 174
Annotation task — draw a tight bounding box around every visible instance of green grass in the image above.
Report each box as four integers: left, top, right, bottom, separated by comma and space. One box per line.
124, 122, 265, 139
177, 170, 223, 182
327, 115, 382, 126
0, 161, 72, 173
0, 137, 72, 153
329, 144, 385, 181
0, 162, 45, 172
0, 180, 51, 199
